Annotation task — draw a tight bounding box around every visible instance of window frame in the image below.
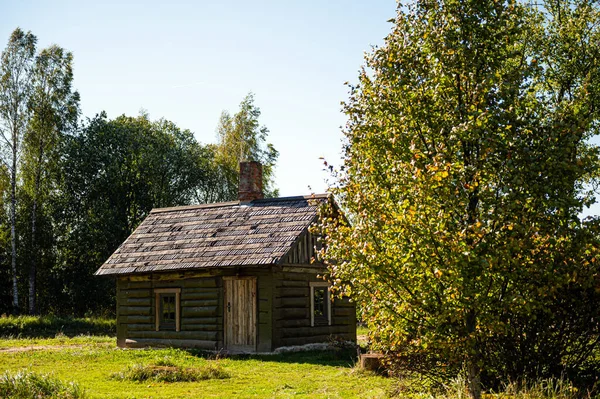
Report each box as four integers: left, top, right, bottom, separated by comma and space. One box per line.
310, 282, 331, 327
154, 288, 181, 332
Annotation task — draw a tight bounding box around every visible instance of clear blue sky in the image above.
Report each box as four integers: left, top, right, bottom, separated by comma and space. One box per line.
3, 0, 396, 197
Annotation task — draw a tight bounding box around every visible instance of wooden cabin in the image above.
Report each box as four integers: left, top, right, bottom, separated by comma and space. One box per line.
95, 161, 356, 352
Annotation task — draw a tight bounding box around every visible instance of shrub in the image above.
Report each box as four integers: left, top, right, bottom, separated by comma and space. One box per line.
0, 370, 86, 398
111, 363, 230, 383
0, 315, 115, 338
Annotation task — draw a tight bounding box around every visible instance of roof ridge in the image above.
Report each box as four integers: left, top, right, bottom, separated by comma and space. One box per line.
149, 194, 329, 214
150, 201, 240, 214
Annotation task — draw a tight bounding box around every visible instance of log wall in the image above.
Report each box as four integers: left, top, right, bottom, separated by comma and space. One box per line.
116, 268, 274, 351
116, 276, 222, 350
272, 266, 356, 348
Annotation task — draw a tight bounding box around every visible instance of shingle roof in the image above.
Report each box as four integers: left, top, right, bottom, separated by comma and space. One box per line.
94, 194, 328, 276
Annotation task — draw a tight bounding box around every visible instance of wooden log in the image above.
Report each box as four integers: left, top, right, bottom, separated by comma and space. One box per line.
123, 297, 152, 306
180, 317, 218, 325
280, 325, 351, 338
333, 307, 354, 317
118, 289, 151, 299
125, 338, 216, 350
181, 290, 219, 300
132, 330, 217, 341
180, 324, 218, 331
275, 287, 308, 298
182, 306, 218, 318
122, 315, 153, 324
360, 353, 386, 373
275, 308, 308, 319
181, 299, 219, 308
119, 306, 152, 316
277, 319, 311, 328
275, 297, 307, 308
126, 324, 156, 332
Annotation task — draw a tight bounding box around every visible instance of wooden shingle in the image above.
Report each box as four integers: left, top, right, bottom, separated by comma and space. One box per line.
95, 195, 327, 276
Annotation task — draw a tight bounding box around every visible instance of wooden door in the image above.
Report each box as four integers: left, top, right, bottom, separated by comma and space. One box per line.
224, 277, 257, 352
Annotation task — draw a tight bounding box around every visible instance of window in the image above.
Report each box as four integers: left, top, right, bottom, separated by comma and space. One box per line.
154, 288, 181, 331
310, 282, 331, 326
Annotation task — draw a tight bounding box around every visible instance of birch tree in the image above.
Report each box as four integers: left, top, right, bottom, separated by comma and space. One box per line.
0, 28, 36, 312
23, 44, 79, 314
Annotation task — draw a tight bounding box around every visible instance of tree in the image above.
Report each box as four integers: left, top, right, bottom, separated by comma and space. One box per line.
22, 44, 79, 314
316, 1, 600, 397
0, 28, 36, 312
212, 93, 279, 201
54, 113, 212, 313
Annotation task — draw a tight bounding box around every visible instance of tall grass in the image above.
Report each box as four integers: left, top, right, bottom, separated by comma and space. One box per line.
0, 315, 115, 338
111, 363, 230, 383
0, 370, 86, 398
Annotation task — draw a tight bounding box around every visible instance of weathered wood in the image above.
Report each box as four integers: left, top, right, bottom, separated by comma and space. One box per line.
181, 290, 219, 300
181, 317, 218, 325
180, 324, 218, 331
182, 306, 218, 318
224, 277, 257, 352
119, 306, 152, 316
125, 338, 216, 350
118, 289, 151, 299
257, 274, 273, 352
275, 307, 308, 320
333, 307, 354, 317
275, 297, 307, 308
123, 297, 152, 306
280, 325, 351, 338
122, 315, 153, 324
181, 299, 218, 308
360, 353, 386, 373
131, 330, 217, 341
277, 319, 311, 328
275, 287, 308, 298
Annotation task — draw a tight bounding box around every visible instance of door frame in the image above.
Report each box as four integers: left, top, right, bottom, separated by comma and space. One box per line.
223, 276, 257, 352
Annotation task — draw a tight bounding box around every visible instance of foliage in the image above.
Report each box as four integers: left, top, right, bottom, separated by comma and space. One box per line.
0, 315, 115, 338
22, 43, 80, 315
210, 92, 279, 201
315, 0, 600, 396
111, 362, 230, 383
0, 370, 86, 399
0, 27, 37, 311
52, 113, 212, 314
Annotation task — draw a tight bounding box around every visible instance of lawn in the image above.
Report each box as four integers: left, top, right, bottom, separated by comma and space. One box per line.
0, 337, 392, 399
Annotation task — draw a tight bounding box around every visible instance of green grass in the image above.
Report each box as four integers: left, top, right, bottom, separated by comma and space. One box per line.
0, 370, 86, 398
0, 315, 115, 338
0, 339, 392, 398
111, 362, 230, 382
0, 335, 114, 349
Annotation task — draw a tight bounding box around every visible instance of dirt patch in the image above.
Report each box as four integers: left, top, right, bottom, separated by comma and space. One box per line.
0, 344, 88, 353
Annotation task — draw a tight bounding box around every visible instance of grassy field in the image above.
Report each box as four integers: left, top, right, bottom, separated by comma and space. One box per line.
0, 337, 392, 398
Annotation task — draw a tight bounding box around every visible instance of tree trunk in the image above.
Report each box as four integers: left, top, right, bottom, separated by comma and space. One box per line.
10, 145, 18, 313
28, 139, 44, 315
467, 360, 482, 399
29, 195, 37, 315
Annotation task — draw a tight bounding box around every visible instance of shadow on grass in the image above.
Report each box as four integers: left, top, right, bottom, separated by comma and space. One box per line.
185, 348, 359, 368
0, 315, 116, 338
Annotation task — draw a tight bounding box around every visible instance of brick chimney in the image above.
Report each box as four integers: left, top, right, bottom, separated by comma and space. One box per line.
239, 161, 263, 202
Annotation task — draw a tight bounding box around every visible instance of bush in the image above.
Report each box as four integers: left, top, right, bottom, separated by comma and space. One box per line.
0, 315, 115, 338
111, 363, 230, 383
0, 370, 86, 398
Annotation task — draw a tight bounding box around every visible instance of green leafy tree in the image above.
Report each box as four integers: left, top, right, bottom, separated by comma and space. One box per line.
316, 1, 600, 397
212, 93, 279, 200
22, 44, 79, 314
54, 113, 213, 313
0, 28, 36, 312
